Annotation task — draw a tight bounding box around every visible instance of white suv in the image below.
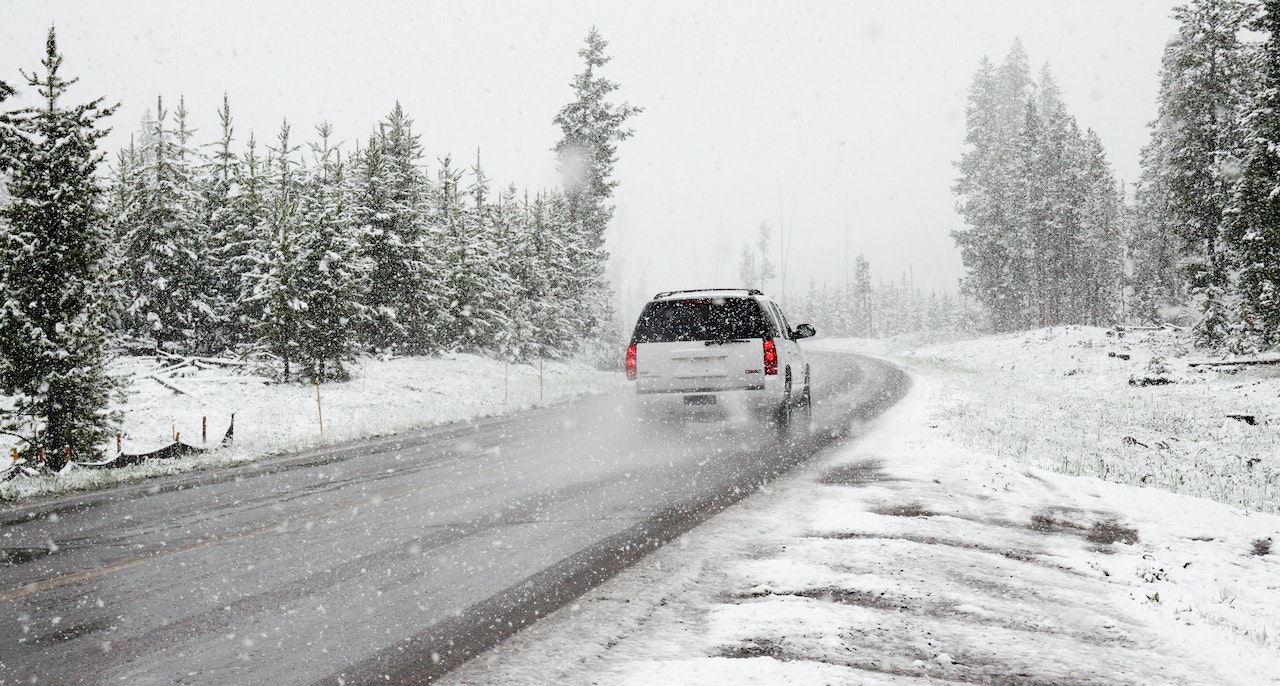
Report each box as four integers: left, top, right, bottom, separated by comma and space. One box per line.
625, 288, 815, 434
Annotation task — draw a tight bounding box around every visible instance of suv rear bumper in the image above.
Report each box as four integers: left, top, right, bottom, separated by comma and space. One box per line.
633, 385, 782, 421
635, 383, 764, 394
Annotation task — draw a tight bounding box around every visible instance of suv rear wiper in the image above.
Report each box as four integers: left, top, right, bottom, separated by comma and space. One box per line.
705, 339, 750, 346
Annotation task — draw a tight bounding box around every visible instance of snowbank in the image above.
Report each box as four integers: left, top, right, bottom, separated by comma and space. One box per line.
1, 353, 622, 501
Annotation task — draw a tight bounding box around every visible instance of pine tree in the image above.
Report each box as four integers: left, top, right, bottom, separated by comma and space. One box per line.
293, 123, 369, 381
0, 28, 119, 467
1153, 0, 1255, 345
954, 42, 1122, 332
552, 27, 641, 347
228, 133, 269, 348
202, 94, 244, 352
852, 254, 874, 336
450, 153, 515, 352
506, 191, 575, 360
118, 95, 213, 352
1077, 130, 1124, 326
1228, 0, 1280, 348
244, 121, 305, 379
952, 44, 1034, 331
355, 104, 436, 353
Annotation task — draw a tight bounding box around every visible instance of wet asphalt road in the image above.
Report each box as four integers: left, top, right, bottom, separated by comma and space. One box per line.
0, 351, 906, 685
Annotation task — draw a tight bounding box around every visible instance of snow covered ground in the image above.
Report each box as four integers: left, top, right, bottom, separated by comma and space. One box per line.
442, 327, 1280, 685
0, 353, 622, 501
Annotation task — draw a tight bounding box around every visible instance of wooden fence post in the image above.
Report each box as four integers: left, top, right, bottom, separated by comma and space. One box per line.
315, 378, 324, 435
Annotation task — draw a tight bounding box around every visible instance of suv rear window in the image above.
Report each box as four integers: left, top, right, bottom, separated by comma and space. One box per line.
631, 298, 773, 343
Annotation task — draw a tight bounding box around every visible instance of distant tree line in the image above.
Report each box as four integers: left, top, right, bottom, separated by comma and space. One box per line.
790, 255, 978, 340
0, 26, 638, 466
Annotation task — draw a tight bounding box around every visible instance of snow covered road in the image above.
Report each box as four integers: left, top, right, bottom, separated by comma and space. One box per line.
0, 351, 905, 685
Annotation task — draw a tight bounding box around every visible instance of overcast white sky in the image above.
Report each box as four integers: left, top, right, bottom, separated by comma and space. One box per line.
2, 1, 1181, 317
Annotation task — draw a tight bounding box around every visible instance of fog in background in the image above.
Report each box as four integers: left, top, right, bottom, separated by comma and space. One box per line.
1, 0, 1180, 320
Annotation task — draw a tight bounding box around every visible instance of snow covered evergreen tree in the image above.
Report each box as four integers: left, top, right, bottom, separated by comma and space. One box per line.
1128, 134, 1185, 324
954, 42, 1123, 332
508, 191, 579, 359
117, 95, 215, 352
436, 153, 514, 352
228, 133, 271, 347
244, 121, 305, 379
292, 124, 369, 381
0, 28, 119, 466
1149, 0, 1255, 345
1077, 131, 1125, 326
952, 46, 1032, 331
354, 104, 438, 354
737, 223, 776, 291
552, 27, 640, 346
202, 94, 246, 352
1227, 0, 1280, 348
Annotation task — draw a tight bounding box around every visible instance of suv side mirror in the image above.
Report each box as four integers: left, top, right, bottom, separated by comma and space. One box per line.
793, 323, 816, 339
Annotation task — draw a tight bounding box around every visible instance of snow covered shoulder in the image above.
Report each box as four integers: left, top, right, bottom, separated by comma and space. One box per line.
442, 327, 1280, 685
0, 353, 620, 501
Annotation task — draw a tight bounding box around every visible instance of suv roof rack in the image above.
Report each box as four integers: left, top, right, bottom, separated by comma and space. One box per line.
653, 288, 764, 299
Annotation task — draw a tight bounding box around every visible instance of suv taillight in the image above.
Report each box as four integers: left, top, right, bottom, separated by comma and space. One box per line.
763, 338, 778, 375
626, 344, 637, 380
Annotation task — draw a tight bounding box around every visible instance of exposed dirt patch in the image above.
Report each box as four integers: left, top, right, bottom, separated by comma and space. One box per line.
719, 637, 793, 660
872, 503, 936, 518
815, 531, 1042, 564
737, 586, 907, 613
1251, 537, 1273, 556
1087, 520, 1139, 546
721, 627, 1132, 686
1030, 507, 1138, 547
819, 459, 888, 487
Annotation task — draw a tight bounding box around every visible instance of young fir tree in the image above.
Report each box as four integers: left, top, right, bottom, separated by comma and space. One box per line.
452, 153, 515, 353
244, 121, 305, 380
1228, 0, 1280, 349
0, 28, 119, 467
118, 95, 213, 352
552, 27, 641, 347
293, 123, 369, 381
355, 104, 436, 354
202, 94, 245, 352
228, 133, 269, 348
